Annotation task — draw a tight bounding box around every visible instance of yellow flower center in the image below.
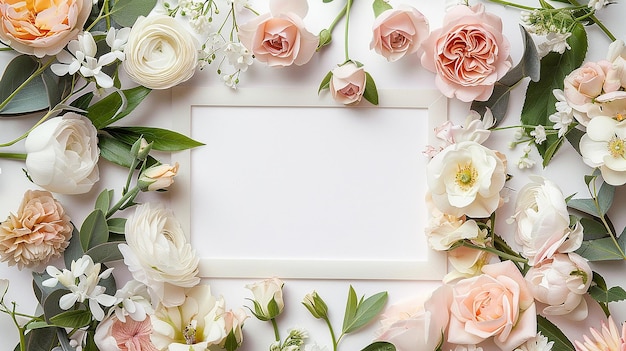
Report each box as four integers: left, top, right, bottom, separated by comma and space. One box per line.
608, 136, 626, 158
455, 163, 478, 190
617, 113, 625, 122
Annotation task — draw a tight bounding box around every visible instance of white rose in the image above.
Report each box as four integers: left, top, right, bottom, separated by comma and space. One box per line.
25, 113, 99, 194
512, 176, 583, 266
525, 253, 592, 321
606, 40, 626, 90
245, 277, 284, 321
580, 116, 626, 186
118, 203, 200, 307
123, 15, 199, 89
427, 140, 507, 218
425, 208, 480, 251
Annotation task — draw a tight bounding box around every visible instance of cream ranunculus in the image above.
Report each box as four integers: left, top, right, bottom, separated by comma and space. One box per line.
420, 4, 511, 102
580, 115, 626, 185
0, 0, 92, 57
511, 176, 583, 266
427, 140, 507, 218
246, 277, 284, 321
525, 253, 592, 321
151, 284, 227, 351
448, 261, 537, 350
237, 0, 318, 67
25, 113, 99, 195
123, 15, 199, 89
375, 285, 451, 351
329, 61, 366, 105
0, 190, 72, 269
118, 203, 200, 307
370, 5, 429, 62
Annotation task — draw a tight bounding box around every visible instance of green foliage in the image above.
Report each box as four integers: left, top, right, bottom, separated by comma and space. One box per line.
64, 226, 84, 268
372, 0, 392, 17
363, 72, 379, 106
18, 327, 58, 351
98, 134, 138, 168
106, 218, 126, 234
49, 310, 92, 329
318, 71, 332, 93
103, 126, 204, 151
520, 23, 587, 166
361, 342, 395, 351
0, 56, 49, 115
80, 210, 109, 252
342, 286, 387, 334
576, 237, 625, 261
589, 285, 626, 304
85, 242, 124, 263
87, 86, 151, 129
95, 189, 114, 213
537, 315, 575, 351
110, 0, 158, 27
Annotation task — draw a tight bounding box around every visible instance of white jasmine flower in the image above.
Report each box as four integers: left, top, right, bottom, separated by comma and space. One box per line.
224, 42, 254, 71
223, 74, 238, 89
80, 56, 114, 88
104, 27, 131, 62
514, 128, 524, 140
549, 112, 573, 137
514, 332, 554, 351
111, 280, 153, 322
518, 155, 536, 169
530, 125, 547, 144
537, 32, 571, 57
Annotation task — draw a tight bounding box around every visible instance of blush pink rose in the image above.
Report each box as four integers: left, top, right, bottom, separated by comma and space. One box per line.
238, 0, 318, 67
420, 4, 511, 102
370, 6, 429, 62
94, 314, 158, 351
448, 260, 537, 350
329, 62, 366, 105
564, 61, 611, 106
0, 0, 92, 57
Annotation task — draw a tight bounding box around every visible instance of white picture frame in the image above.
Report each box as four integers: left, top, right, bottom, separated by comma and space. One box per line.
171, 87, 447, 280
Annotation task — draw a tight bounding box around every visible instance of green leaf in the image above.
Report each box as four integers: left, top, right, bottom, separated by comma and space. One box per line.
541, 137, 565, 168
520, 23, 587, 164
0, 55, 49, 115
597, 182, 615, 216
80, 210, 109, 252
372, 0, 392, 17
537, 315, 575, 351
24, 320, 50, 330
580, 217, 609, 240
43, 289, 69, 323
361, 341, 396, 351
107, 218, 126, 234
98, 134, 135, 168
114, 86, 152, 123
20, 327, 58, 351
363, 72, 379, 106
95, 189, 113, 213
85, 242, 124, 263
342, 286, 359, 333
343, 291, 388, 334
589, 285, 626, 304
568, 198, 600, 218
56, 328, 76, 351
576, 237, 625, 261
565, 125, 584, 155
87, 90, 123, 129
110, 0, 157, 26
318, 71, 332, 93
103, 126, 204, 151
49, 309, 92, 329
42, 67, 72, 111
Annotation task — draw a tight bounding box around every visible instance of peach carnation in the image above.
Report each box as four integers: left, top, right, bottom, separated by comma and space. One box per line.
0, 190, 72, 269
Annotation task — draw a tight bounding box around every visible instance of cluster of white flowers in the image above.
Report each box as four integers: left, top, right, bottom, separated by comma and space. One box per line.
588, 0, 614, 10
548, 89, 575, 137
514, 332, 554, 351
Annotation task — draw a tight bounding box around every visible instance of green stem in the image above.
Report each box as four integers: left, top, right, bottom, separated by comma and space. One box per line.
0, 58, 53, 112
461, 241, 528, 263
589, 177, 626, 259
106, 186, 140, 218
0, 153, 26, 160
566, 0, 616, 41
343, 0, 352, 62
487, 0, 536, 10
270, 318, 280, 343
327, 3, 348, 35
324, 317, 338, 351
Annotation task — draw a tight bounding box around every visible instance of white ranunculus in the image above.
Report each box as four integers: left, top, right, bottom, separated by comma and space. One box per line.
118, 203, 200, 307
427, 140, 507, 218
151, 284, 227, 350
511, 176, 583, 266
525, 253, 592, 321
580, 116, 626, 185
25, 113, 99, 194
123, 15, 199, 89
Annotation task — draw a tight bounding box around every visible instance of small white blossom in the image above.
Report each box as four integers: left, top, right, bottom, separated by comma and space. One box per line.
537, 32, 571, 57
588, 0, 613, 10
224, 42, 254, 71
530, 125, 547, 144
111, 280, 153, 322
514, 332, 554, 351
104, 27, 131, 62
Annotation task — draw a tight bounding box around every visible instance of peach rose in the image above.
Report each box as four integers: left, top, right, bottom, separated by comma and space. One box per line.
564, 61, 610, 106
420, 4, 511, 102
138, 162, 179, 192
0, 0, 92, 57
370, 6, 429, 62
329, 62, 366, 105
448, 261, 537, 350
0, 190, 72, 269
238, 0, 318, 67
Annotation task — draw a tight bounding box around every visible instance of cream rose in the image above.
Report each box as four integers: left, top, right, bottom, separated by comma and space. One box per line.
0, 0, 92, 57
525, 253, 592, 321
245, 277, 284, 321
511, 176, 583, 266
221, 308, 248, 350
0, 190, 72, 269
118, 203, 200, 307
420, 4, 511, 102
138, 162, 179, 192
123, 15, 198, 89
427, 140, 507, 218
448, 261, 537, 350
329, 62, 366, 105
375, 285, 451, 351
580, 116, 626, 185
425, 209, 480, 251
238, 0, 318, 67
25, 113, 99, 195
370, 6, 429, 62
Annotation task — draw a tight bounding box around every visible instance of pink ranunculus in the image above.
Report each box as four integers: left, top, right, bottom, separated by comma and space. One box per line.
94, 314, 158, 351
448, 261, 537, 350
329, 62, 366, 105
370, 5, 429, 62
0, 0, 92, 57
237, 0, 318, 67
420, 4, 511, 102
375, 285, 452, 351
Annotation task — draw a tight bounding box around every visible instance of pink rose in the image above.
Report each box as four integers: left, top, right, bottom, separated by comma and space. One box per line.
94, 314, 158, 351
564, 61, 610, 106
329, 62, 366, 105
448, 261, 537, 350
238, 0, 318, 67
420, 4, 511, 102
376, 285, 451, 351
0, 0, 92, 57
370, 6, 429, 62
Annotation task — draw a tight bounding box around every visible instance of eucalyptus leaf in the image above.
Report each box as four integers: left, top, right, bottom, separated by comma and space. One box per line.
49, 310, 92, 329
0, 55, 49, 115
43, 289, 70, 323
32, 270, 57, 306
580, 217, 609, 240
42, 67, 72, 111
343, 291, 388, 334
372, 0, 392, 17
576, 237, 625, 261
103, 126, 204, 151
80, 210, 109, 252
363, 72, 379, 106
589, 285, 626, 304
568, 198, 600, 218
110, 0, 158, 26
537, 315, 575, 351
64, 226, 84, 268
361, 341, 396, 351
20, 327, 58, 351
107, 218, 127, 234
597, 182, 615, 215
85, 241, 124, 263
470, 83, 511, 127
57, 327, 77, 351
95, 189, 113, 213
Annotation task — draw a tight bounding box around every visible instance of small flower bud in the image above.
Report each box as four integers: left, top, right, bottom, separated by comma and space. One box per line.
302, 291, 328, 319
138, 162, 179, 192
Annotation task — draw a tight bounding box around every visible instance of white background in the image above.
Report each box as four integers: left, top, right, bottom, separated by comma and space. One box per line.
0, 0, 624, 350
